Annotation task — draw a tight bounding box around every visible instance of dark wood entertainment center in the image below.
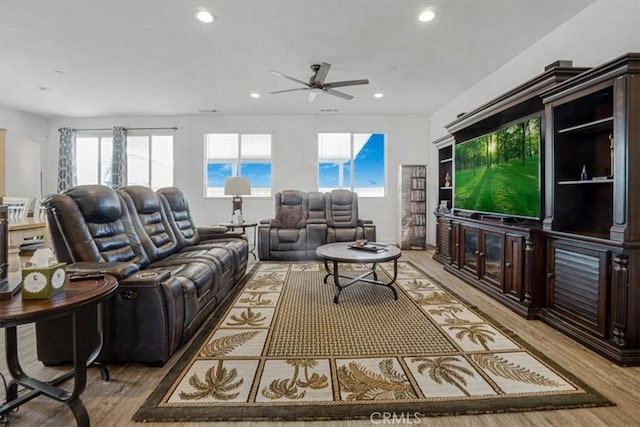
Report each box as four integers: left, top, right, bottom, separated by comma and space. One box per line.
433, 53, 640, 366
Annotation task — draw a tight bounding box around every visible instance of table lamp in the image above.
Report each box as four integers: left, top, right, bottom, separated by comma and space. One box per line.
224, 177, 251, 220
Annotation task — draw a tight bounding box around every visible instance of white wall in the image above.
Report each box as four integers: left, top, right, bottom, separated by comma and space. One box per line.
46, 114, 429, 244
426, 0, 640, 245
0, 105, 48, 196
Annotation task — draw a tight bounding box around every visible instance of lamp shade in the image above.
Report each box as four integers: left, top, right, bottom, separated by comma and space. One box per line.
224, 177, 251, 195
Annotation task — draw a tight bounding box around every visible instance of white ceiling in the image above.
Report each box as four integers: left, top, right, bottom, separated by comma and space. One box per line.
0, 0, 594, 119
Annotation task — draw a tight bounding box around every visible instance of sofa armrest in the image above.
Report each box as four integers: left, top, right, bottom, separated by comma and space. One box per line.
116, 268, 183, 361
197, 225, 243, 240
258, 223, 271, 260
65, 261, 139, 281
361, 221, 376, 242
306, 222, 328, 249
306, 218, 327, 225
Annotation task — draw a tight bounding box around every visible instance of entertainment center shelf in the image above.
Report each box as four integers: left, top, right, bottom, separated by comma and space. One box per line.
556, 116, 613, 134
433, 52, 640, 366
557, 179, 613, 185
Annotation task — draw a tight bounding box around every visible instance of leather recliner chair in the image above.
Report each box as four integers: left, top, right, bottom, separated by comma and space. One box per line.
325, 189, 376, 243
258, 190, 316, 261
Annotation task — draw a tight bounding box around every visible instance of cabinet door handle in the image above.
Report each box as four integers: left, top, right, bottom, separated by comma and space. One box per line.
474, 251, 479, 255
547, 273, 554, 280
505, 262, 512, 268
478, 252, 484, 257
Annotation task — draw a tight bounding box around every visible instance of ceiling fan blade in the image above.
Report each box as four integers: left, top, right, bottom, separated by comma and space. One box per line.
324, 88, 354, 100
269, 88, 310, 95
313, 62, 331, 85
324, 79, 370, 89
270, 71, 310, 87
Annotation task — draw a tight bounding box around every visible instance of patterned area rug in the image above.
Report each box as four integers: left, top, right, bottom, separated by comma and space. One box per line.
134, 261, 612, 422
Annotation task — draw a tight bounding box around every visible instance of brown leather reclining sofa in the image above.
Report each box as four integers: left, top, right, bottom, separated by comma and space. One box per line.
258, 189, 376, 261
35, 185, 248, 365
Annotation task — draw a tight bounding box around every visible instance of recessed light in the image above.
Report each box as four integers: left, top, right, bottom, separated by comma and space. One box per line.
195, 7, 214, 23
418, 9, 436, 22
38, 86, 51, 92
374, 93, 384, 98
250, 93, 260, 98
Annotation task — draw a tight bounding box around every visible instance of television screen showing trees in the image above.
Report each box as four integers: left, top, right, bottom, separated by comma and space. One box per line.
454, 116, 541, 219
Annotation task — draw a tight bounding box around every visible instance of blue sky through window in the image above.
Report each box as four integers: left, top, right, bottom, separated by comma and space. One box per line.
354, 133, 384, 188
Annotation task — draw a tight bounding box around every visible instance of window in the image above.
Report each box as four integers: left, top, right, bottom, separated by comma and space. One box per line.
75, 134, 173, 190
127, 134, 174, 190
205, 133, 272, 197
318, 132, 385, 197
76, 135, 113, 186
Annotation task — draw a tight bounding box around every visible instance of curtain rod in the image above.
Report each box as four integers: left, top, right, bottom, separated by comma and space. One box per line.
59, 127, 178, 132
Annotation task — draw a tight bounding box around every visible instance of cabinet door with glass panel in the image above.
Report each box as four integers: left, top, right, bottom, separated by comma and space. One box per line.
461, 225, 503, 287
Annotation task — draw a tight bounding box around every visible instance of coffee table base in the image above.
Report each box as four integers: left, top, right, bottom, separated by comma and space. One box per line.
322, 259, 398, 303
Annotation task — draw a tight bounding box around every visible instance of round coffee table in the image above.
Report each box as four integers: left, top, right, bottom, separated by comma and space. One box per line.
315, 242, 402, 303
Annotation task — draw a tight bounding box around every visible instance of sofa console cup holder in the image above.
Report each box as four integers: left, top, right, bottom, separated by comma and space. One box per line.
138, 271, 159, 279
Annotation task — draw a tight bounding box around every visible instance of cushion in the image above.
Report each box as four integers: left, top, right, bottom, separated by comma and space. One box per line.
276, 206, 306, 229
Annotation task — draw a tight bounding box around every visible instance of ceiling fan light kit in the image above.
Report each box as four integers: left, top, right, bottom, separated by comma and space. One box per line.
269, 62, 369, 102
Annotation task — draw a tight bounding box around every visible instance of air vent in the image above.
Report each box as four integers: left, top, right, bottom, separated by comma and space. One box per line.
320, 108, 339, 113
198, 109, 218, 113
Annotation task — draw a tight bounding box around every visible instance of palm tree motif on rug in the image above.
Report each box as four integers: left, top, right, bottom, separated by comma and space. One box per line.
411, 291, 458, 305
449, 325, 496, 350
337, 359, 417, 400
261, 359, 329, 400
178, 359, 244, 401
471, 354, 563, 387
238, 292, 274, 306
401, 278, 438, 291
290, 263, 321, 271
178, 331, 262, 401
246, 272, 285, 291
411, 356, 475, 396
427, 306, 467, 324
226, 308, 267, 327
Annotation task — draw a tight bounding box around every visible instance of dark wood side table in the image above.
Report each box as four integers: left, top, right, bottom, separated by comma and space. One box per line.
316, 242, 402, 303
219, 222, 258, 259
0, 275, 118, 426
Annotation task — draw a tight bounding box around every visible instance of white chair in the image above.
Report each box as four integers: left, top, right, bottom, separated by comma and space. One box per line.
32, 198, 48, 223
1, 197, 29, 224
1, 196, 46, 251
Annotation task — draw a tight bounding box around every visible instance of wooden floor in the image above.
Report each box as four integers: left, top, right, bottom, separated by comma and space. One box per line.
1, 250, 639, 426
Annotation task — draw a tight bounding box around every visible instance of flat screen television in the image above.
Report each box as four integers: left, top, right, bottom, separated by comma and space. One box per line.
454, 115, 541, 219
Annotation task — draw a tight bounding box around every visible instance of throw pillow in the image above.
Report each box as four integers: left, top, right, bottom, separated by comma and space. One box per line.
276, 206, 305, 228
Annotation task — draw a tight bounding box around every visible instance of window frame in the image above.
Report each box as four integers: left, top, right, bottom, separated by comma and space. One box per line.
317, 131, 387, 197
74, 131, 174, 190
204, 132, 273, 198
125, 132, 174, 190
75, 132, 113, 186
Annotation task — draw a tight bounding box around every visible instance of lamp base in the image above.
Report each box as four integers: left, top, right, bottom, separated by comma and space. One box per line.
232, 196, 243, 216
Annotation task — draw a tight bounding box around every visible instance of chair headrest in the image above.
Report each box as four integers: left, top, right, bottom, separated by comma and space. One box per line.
120, 186, 160, 214
64, 185, 122, 222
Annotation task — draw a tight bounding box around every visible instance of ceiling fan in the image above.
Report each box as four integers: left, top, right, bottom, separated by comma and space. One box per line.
269, 62, 369, 102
